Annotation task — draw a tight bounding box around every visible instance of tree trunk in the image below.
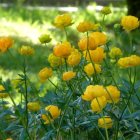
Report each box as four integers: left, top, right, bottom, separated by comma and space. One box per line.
127, 0, 140, 18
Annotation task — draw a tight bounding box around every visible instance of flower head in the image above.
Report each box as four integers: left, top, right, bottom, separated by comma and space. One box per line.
98, 116, 113, 129
77, 21, 99, 33
0, 85, 9, 99
82, 85, 106, 101
67, 49, 81, 66
121, 15, 139, 31
84, 63, 101, 76
39, 34, 52, 44
100, 7, 111, 15
91, 96, 107, 113
45, 105, 61, 119
38, 67, 53, 82
62, 71, 76, 81
105, 85, 120, 103
27, 102, 41, 112
53, 41, 72, 58
54, 13, 72, 28
19, 46, 35, 56
48, 53, 64, 67
84, 47, 105, 63
109, 47, 122, 59
0, 37, 13, 53
41, 114, 53, 124
118, 55, 140, 68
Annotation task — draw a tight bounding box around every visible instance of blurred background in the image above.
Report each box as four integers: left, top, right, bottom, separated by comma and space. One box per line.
0, 0, 140, 80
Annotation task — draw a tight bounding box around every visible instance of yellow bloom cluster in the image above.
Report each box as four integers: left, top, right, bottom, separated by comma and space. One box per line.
42, 105, 61, 124
53, 41, 72, 58
84, 47, 105, 63
27, 102, 41, 112
38, 67, 53, 82
98, 116, 113, 129
84, 63, 101, 76
0, 37, 13, 53
78, 32, 107, 51
109, 47, 122, 59
62, 71, 76, 81
19, 46, 35, 56
118, 55, 140, 68
48, 53, 64, 67
82, 85, 120, 112
0, 85, 9, 99
67, 49, 81, 66
77, 21, 99, 33
54, 13, 72, 28
121, 15, 139, 31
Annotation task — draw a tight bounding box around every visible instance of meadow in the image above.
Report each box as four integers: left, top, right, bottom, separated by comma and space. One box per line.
0, 4, 140, 140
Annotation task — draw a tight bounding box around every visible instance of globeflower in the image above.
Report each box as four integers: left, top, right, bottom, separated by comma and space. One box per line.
27, 102, 41, 112
84, 47, 105, 63
100, 7, 111, 15
48, 53, 64, 67
98, 116, 113, 129
77, 21, 99, 33
62, 71, 76, 81
105, 85, 120, 103
0, 85, 9, 99
81, 85, 106, 101
84, 63, 101, 76
0, 37, 13, 53
109, 47, 122, 59
54, 13, 72, 28
39, 34, 52, 44
53, 41, 72, 58
38, 67, 53, 82
19, 46, 35, 56
67, 49, 81, 66
41, 114, 53, 124
121, 15, 139, 31
91, 96, 107, 113
45, 105, 61, 119
118, 55, 140, 68
90, 32, 107, 46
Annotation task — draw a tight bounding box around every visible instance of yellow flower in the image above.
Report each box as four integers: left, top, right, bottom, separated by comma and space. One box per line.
77, 21, 99, 33
105, 85, 120, 103
0, 85, 9, 99
48, 53, 64, 67
84, 63, 101, 76
84, 47, 105, 63
27, 102, 41, 112
90, 32, 107, 46
67, 49, 81, 66
39, 34, 52, 44
53, 41, 72, 58
98, 116, 113, 129
118, 55, 140, 68
45, 105, 61, 119
109, 47, 122, 59
100, 7, 111, 15
41, 114, 53, 124
91, 96, 107, 113
81, 85, 106, 101
38, 67, 53, 82
62, 71, 76, 81
121, 15, 139, 31
78, 36, 97, 51
0, 37, 13, 53
54, 13, 72, 28
19, 46, 35, 56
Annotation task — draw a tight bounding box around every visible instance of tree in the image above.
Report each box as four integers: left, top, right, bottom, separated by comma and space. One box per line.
126, 0, 140, 18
